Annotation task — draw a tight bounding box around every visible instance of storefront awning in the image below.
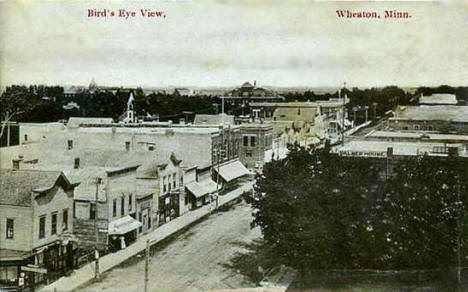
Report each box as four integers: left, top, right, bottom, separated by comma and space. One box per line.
186, 179, 218, 198
108, 215, 142, 235
215, 161, 250, 183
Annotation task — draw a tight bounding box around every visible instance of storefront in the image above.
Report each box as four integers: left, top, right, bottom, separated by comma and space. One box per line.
108, 216, 142, 252
213, 160, 250, 194
158, 190, 180, 226
0, 249, 32, 291
136, 194, 154, 235
185, 179, 218, 209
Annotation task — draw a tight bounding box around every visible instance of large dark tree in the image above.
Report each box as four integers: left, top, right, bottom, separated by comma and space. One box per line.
250, 146, 468, 271
370, 157, 468, 269
250, 145, 382, 270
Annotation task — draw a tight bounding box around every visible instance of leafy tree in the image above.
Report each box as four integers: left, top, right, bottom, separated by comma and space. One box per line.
249, 146, 468, 271
370, 157, 468, 269
250, 145, 382, 270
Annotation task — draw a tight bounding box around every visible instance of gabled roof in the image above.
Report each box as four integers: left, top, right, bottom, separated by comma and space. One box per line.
241, 81, 254, 88
0, 169, 76, 206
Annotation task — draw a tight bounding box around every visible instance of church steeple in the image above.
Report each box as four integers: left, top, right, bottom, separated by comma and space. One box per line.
89, 78, 97, 90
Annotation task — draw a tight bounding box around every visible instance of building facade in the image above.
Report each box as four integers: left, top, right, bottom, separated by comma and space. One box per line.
0, 169, 77, 290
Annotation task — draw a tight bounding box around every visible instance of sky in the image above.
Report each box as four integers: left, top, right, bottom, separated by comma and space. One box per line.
1, 0, 467, 88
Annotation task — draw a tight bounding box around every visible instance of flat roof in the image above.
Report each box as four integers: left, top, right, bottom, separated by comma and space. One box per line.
250, 101, 344, 108
77, 126, 220, 135
392, 106, 468, 123
334, 140, 468, 157
419, 94, 458, 105
367, 131, 468, 141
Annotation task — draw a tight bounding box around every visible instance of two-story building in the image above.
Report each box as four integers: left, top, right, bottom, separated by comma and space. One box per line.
71, 165, 141, 253
0, 169, 78, 290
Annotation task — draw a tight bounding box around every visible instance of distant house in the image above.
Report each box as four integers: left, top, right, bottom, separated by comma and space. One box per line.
221, 81, 285, 104
173, 88, 194, 96
419, 94, 458, 105
0, 169, 78, 290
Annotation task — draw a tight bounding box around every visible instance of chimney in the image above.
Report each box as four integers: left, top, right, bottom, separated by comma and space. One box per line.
387, 147, 393, 157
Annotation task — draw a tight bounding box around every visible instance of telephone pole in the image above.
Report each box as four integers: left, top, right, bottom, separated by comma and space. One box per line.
144, 239, 150, 292
94, 178, 100, 279
341, 82, 346, 146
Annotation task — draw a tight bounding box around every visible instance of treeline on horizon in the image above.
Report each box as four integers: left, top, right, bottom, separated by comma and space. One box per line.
1, 84, 467, 124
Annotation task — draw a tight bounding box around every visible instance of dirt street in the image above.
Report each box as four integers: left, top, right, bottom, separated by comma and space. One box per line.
80, 202, 262, 292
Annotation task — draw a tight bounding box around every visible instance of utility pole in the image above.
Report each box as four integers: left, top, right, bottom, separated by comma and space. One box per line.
456, 180, 464, 284
94, 178, 100, 279
341, 82, 346, 146
144, 239, 150, 292
221, 96, 224, 115
215, 126, 223, 211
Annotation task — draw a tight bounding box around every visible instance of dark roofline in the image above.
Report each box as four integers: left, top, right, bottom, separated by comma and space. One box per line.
33, 172, 80, 198
106, 165, 140, 177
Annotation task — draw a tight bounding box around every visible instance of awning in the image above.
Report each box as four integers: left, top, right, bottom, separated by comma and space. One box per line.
108, 215, 142, 235
186, 179, 218, 198
215, 161, 250, 183
0, 249, 32, 262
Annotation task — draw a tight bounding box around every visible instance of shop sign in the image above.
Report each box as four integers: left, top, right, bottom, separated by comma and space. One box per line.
340, 150, 386, 158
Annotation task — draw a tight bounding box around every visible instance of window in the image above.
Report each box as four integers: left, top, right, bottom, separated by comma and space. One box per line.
173, 174, 176, 188
74, 157, 80, 169
24, 134, 28, 141
121, 197, 125, 215
243, 136, 249, 147
63, 209, 69, 231
6, 218, 14, 239
250, 136, 256, 147
246, 151, 252, 157
67, 140, 73, 150
113, 199, 117, 217
39, 216, 46, 239
180, 175, 184, 186
185, 193, 189, 205
51, 213, 57, 235
125, 141, 130, 151
90, 203, 96, 220
129, 194, 132, 211
148, 146, 154, 151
